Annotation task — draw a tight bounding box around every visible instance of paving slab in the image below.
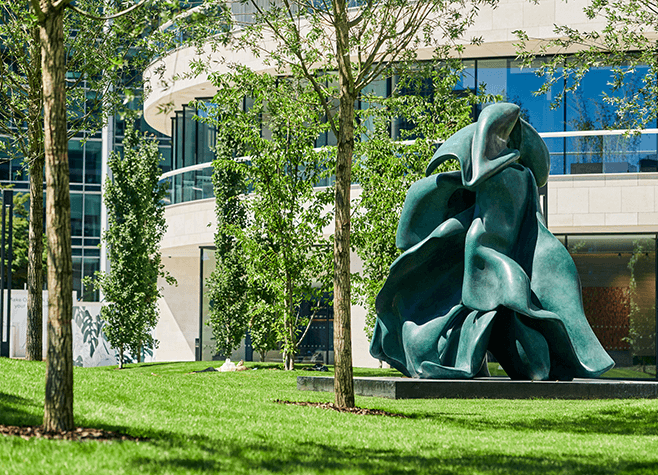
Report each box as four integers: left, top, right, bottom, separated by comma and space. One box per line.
297, 376, 658, 399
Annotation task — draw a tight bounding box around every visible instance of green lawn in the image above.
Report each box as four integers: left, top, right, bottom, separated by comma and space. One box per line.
1, 359, 658, 474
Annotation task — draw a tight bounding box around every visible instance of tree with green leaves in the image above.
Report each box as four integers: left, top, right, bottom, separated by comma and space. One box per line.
205, 140, 250, 360
1, 192, 47, 289
1, 0, 167, 365
202, 66, 333, 370
27, 0, 168, 431
91, 124, 174, 369
178, 0, 497, 407
248, 302, 279, 362
515, 0, 658, 129
352, 62, 492, 340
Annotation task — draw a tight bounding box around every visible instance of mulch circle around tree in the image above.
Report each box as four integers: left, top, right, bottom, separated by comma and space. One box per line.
275, 399, 408, 418
0, 424, 142, 442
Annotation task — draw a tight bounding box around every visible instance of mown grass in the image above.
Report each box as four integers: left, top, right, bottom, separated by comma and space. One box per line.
1, 358, 658, 474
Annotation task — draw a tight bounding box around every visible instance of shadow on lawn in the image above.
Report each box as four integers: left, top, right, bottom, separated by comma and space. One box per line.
129, 432, 655, 474
0, 392, 42, 426
408, 404, 658, 437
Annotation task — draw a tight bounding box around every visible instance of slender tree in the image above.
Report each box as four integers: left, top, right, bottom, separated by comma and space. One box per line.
352, 62, 488, 339
92, 124, 174, 369
30, 0, 75, 433
206, 141, 250, 360
178, 0, 497, 406
28, 0, 158, 432
202, 67, 333, 370
1, 0, 165, 362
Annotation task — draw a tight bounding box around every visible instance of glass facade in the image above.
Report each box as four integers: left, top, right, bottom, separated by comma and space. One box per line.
0, 108, 171, 301
163, 57, 658, 206
559, 234, 657, 369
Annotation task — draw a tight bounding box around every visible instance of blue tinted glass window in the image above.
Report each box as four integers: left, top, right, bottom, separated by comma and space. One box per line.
160, 145, 172, 173
360, 77, 388, 140
72, 256, 82, 300
83, 257, 100, 301
566, 65, 656, 131
477, 58, 564, 133
176, 111, 184, 169
456, 59, 476, 91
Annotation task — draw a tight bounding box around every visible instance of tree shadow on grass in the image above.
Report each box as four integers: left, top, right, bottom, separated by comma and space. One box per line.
0, 392, 42, 427
406, 404, 658, 437
128, 431, 657, 475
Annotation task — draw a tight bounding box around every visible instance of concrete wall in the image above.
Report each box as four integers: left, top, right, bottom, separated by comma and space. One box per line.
548, 173, 658, 234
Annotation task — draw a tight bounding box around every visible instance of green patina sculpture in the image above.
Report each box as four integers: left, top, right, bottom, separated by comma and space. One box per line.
370, 102, 615, 380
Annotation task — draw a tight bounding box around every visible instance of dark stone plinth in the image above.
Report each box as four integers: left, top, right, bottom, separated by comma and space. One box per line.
297, 376, 658, 399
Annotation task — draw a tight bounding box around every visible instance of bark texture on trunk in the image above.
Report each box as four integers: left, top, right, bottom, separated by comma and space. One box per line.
26, 23, 44, 362
332, 0, 355, 408
38, 1, 74, 432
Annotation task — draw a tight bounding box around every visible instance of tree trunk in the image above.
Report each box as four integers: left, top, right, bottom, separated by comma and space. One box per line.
118, 347, 124, 369
332, 0, 355, 408
284, 351, 294, 371
38, 1, 74, 432
26, 22, 44, 362
284, 272, 295, 371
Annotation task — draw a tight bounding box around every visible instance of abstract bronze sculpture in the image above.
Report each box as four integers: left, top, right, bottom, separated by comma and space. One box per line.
370, 103, 614, 380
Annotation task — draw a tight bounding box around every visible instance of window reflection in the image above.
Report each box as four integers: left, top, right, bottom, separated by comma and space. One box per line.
563, 234, 656, 368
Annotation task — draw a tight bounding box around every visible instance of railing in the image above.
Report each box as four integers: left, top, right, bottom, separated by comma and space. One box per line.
160, 129, 658, 206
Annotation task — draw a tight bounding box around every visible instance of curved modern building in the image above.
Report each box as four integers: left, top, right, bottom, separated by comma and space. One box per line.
146, 0, 658, 369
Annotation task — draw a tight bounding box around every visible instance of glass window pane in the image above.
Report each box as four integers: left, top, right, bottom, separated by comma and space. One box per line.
160, 145, 172, 174
84, 193, 101, 237
83, 257, 100, 301
176, 111, 184, 169
567, 64, 656, 132
72, 256, 82, 301
477, 58, 565, 133
184, 106, 197, 167
71, 193, 83, 237
85, 140, 102, 184
566, 234, 656, 368
456, 59, 476, 91
68, 140, 84, 184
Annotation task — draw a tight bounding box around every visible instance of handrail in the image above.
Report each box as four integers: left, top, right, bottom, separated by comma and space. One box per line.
160, 128, 658, 180
538, 128, 658, 138
160, 162, 213, 180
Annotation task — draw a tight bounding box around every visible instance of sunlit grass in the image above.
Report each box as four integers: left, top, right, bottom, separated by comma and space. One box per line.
1, 358, 658, 474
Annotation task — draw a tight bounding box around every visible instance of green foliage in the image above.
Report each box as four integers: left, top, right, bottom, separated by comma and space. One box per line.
625, 239, 656, 367
247, 300, 279, 362
202, 66, 334, 369
205, 148, 250, 359
90, 124, 175, 368
0, 0, 166, 162
0, 191, 47, 289
515, 0, 658, 129
352, 61, 495, 339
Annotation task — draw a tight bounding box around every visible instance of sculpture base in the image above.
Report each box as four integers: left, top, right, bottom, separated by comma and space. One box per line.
297, 376, 658, 400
